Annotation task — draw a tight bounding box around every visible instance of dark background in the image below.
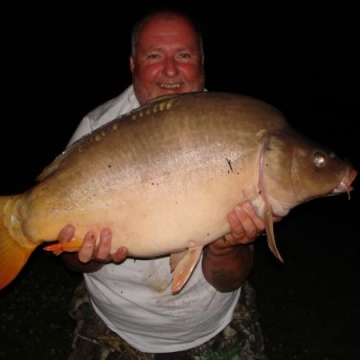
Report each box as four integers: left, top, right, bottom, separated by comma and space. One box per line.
1, 2, 359, 359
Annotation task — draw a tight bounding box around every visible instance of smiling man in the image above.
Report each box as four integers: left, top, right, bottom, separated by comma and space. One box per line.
59, 6, 269, 360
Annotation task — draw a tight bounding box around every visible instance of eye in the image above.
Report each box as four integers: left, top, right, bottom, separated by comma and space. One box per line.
313, 151, 327, 168
179, 53, 191, 59
148, 54, 161, 60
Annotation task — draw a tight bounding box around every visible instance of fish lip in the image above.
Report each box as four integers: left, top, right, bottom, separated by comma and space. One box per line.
337, 168, 358, 199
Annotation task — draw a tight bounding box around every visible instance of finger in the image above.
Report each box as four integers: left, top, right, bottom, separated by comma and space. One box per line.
227, 210, 246, 242
57, 224, 75, 243
232, 205, 258, 239
78, 231, 97, 263
96, 228, 112, 261
111, 246, 129, 264
242, 202, 266, 231
228, 203, 264, 243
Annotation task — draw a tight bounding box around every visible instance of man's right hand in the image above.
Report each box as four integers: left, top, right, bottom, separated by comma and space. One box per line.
57, 225, 128, 272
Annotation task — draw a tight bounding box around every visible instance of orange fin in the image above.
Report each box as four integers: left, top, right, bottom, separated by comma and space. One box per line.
169, 249, 187, 272
170, 246, 203, 294
0, 213, 36, 290
264, 202, 284, 263
43, 239, 84, 255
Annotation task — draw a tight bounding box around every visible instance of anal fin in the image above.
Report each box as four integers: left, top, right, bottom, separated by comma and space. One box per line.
43, 239, 83, 255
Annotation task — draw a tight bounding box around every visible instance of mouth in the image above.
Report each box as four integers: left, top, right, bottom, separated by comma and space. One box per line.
157, 83, 181, 89
336, 168, 358, 199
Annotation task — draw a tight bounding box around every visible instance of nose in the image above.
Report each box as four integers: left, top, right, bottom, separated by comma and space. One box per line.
162, 57, 179, 78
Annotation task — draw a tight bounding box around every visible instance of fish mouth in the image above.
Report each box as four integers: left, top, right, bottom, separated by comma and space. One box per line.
335, 168, 358, 199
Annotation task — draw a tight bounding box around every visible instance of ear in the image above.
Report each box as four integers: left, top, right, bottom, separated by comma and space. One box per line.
130, 55, 135, 72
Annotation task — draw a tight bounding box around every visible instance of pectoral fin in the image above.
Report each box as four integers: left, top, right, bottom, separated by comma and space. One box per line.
170, 246, 203, 294
264, 202, 284, 263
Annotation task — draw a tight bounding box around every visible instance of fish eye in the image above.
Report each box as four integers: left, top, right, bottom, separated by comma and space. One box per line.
313, 151, 327, 167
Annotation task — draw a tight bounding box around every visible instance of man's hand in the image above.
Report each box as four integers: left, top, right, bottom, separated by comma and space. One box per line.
203, 201, 280, 292
207, 201, 265, 256
58, 225, 128, 272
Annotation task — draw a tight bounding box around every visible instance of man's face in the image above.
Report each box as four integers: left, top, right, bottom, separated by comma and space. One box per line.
130, 15, 205, 105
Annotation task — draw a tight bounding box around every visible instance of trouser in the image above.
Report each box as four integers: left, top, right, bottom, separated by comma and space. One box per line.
67, 280, 267, 360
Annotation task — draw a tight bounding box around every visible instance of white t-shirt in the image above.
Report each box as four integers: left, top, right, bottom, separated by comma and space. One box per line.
68, 84, 241, 353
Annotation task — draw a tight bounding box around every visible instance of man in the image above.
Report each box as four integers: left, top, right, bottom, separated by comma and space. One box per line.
59, 6, 269, 359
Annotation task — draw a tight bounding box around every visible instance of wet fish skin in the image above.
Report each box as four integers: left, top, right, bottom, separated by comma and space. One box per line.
0, 91, 357, 292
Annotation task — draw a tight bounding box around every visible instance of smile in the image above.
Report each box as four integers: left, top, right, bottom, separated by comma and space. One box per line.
158, 84, 181, 89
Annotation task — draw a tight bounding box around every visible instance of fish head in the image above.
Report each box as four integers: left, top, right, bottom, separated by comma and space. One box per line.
260, 128, 357, 217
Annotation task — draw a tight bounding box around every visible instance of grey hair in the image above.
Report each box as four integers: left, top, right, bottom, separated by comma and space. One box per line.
130, 6, 204, 58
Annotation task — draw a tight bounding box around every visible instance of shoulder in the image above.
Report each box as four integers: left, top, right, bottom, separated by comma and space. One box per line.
67, 85, 139, 147
87, 85, 139, 128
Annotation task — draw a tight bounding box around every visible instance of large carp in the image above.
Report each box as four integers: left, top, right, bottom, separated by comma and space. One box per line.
0, 92, 357, 293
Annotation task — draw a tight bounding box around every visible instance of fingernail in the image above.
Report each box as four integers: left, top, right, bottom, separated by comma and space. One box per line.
101, 228, 111, 239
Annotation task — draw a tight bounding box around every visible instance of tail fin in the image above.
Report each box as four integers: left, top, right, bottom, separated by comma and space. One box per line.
0, 196, 37, 290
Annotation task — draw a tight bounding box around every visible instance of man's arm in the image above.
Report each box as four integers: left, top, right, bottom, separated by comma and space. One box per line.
202, 201, 266, 293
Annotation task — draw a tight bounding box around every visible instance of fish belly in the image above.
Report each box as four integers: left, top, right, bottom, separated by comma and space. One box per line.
20, 165, 258, 257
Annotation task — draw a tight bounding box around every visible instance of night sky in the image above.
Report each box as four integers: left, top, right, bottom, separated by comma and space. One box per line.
2, 3, 359, 188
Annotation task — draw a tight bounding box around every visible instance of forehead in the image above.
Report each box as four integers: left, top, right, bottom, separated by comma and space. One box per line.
138, 15, 198, 48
